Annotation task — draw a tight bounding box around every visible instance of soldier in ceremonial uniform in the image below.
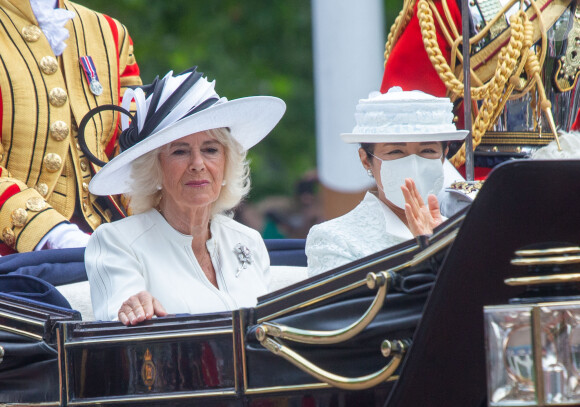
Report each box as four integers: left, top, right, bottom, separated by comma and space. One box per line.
0, 0, 141, 253
380, 0, 580, 183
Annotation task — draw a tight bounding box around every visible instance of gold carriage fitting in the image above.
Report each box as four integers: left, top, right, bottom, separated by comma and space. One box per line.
384, 0, 578, 165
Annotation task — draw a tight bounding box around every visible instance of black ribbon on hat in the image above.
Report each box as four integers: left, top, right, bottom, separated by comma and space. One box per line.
133, 68, 202, 147
77, 66, 220, 167
77, 104, 135, 167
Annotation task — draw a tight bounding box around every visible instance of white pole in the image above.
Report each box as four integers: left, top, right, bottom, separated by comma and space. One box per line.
311, 0, 385, 193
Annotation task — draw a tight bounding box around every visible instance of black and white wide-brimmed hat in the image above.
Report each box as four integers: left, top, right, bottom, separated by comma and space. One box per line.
79, 68, 286, 196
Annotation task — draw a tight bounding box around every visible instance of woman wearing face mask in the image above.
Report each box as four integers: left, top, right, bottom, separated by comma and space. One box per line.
305, 87, 468, 276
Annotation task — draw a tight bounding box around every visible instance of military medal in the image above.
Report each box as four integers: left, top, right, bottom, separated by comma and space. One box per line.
79, 56, 103, 96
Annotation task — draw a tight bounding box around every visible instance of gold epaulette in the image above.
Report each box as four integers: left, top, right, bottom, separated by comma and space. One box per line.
480, 131, 556, 146
446, 181, 484, 199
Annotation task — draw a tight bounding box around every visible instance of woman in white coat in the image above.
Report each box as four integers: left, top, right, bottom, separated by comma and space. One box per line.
81, 68, 285, 324
306, 88, 468, 276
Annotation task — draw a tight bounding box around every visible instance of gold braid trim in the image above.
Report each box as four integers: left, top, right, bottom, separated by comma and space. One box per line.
489, 17, 534, 127
417, 0, 497, 100
441, 0, 460, 39
416, 0, 526, 166
435, 0, 487, 87
384, 0, 418, 65
508, 0, 548, 100
451, 12, 526, 167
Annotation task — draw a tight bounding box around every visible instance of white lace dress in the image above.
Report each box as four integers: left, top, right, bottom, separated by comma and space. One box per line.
305, 192, 413, 276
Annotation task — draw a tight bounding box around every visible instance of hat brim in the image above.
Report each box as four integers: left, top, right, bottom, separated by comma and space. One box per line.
340, 130, 469, 144
90, 96, 285, 196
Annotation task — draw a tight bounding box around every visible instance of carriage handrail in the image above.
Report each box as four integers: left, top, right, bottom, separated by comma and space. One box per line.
255, 270, 392, 345
258, 337, 409, 390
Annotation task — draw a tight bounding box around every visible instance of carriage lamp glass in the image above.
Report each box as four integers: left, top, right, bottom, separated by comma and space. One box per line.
539, 302, 580, 404
484, 302, 580, 406
484, 304, 534, 406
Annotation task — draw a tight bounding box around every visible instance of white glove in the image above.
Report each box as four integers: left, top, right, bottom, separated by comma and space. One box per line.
35, 223, 90, 250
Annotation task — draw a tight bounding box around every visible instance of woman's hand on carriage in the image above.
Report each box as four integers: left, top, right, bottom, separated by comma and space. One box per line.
118, 291, 168, 326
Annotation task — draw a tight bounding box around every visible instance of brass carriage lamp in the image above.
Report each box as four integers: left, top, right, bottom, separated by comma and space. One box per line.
484, 246, 580, 406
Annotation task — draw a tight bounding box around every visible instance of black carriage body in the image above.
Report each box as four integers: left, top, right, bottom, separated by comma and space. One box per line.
0, 232, 439, 405
52, 234, 436, 406
0, 295, 80, 405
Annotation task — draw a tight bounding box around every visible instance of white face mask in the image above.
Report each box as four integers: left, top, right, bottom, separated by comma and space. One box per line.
372, 154, 444, 209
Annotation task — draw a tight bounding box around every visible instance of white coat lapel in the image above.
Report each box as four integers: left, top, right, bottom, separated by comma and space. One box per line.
365, 192, 413, 241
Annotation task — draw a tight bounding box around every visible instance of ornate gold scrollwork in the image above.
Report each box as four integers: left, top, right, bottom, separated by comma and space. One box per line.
256, 271, 391, 345
259, 337, 408, 390
141, 348, 156, 390
553, 2, 580, 92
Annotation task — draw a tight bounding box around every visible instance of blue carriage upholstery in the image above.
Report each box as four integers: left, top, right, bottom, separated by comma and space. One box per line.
0, 239, 307, 310
0, 276, 72, 309
264, 238, 307, 267
0, 247, 86, 286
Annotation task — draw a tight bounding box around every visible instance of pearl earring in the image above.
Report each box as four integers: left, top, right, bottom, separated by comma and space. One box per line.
221, 180, 227, 186
156, 184, 162, 190
367, 169, 373, 178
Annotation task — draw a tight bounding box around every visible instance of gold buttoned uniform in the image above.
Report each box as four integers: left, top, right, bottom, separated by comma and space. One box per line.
21, 24, 42, 42
0, 0, 142, 252
40, 56, 59, 75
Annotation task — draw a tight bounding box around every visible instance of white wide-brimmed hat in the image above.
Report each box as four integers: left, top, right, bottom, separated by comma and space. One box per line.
79, 68, 286, 196
340, 87, 468, 144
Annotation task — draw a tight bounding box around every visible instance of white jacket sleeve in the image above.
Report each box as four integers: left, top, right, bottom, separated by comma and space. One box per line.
305, 224, 357, 277
85, 224, 147, 321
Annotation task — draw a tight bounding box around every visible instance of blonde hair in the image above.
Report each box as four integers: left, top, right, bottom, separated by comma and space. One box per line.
127, 128, 250, 216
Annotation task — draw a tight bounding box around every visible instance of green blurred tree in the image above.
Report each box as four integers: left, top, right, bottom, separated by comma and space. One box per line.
81, 0, 400, 202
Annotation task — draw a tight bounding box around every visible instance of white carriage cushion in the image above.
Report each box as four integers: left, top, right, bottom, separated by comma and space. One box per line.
57, 280, 94, 321
269, 265, 309, 292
